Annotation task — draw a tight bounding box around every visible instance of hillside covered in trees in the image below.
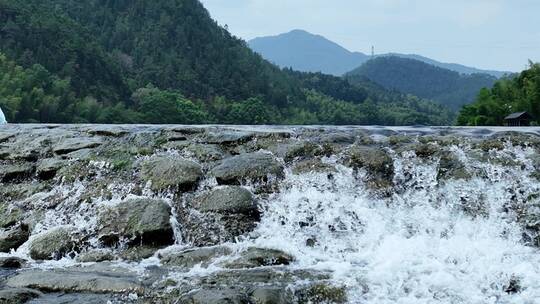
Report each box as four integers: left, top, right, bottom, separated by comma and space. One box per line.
457, 62, 540, 126
346, 56, 498, 110
0, 0, 453, 125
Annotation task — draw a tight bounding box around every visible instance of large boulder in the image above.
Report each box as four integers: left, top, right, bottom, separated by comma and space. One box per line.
98, 198, 174, 246
141, 156, 203, 191
210, 152, 284, 185
28, 227, 78, 260
0, 224, 29, 252
194, 186, 257, 215
0, 288, 42, 304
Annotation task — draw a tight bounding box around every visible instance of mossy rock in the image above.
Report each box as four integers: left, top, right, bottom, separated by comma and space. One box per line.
297, 284, 347, 304
29, 227, 78, 260
141, 156, 203, 192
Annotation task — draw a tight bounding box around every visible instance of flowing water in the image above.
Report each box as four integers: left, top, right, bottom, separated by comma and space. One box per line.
1, 125, 540, 303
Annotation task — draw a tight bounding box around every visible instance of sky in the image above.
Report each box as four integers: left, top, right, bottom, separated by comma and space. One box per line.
199, 0, 540, 72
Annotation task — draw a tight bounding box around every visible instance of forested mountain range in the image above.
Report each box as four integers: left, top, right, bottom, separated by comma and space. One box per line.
249, 30, 509, 78
0, 0, 453, 125
457, 62, 540, 126
346, 57, 498, 110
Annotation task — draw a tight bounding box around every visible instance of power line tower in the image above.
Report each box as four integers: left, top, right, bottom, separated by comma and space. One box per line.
371, 46, 375, 58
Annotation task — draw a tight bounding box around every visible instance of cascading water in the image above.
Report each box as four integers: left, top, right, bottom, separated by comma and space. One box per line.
1, 125, 540, 303
0, 107, 6, 124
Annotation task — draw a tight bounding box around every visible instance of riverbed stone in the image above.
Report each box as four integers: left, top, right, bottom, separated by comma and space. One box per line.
437, 153, 471, 181
53, 137, 103, 155
345, 146, 394, 187
98, 198, 174, 246
210, 152, 284, 185
0, 288, 42, 304
6, 266, 144, 294
28, 227, 78, 260
36, 158, 65, 180
0, 163, 34, 182
194, 186, 257, 215
222, 248, 294, 269
0, 256, 27, 268
159, 245, 232, 269
141, 156, 203, 191
0, 224, 29, 252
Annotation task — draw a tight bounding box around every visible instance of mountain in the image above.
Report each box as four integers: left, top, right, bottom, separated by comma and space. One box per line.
346, 56, 497, 110
249, 30, 509, 78
0, 0, 452, 125
457, 62, 540, 126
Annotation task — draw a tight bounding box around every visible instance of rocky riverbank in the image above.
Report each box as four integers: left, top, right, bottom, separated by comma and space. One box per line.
1, 124, 540, 303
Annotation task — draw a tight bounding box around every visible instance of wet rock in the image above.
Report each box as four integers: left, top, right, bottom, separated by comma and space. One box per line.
180, 287, 250, 304
223, 248, 294, 269
292, 159, 337, 175
194, 186, 257, 215
28, 227, 78, 260
119, 245, 161, 261
413, 143, 440, 158
53, 137, 103, 155
251, 287, 291, 304
159, 245, 232, 269
0, 288, 42, 304
76, 250, 115, 263
36, 158, 65, 180
437, 153, 471, 181
0, 256, 27, 268
285, 142, 325, 162
475, 139, 505, 152
98, 198, 174, 247
0, 163, 34, 182
141, 156, 203, 191
6, 266, 144, 294
210, 152, 284, 185
0, 224, 29, 252
185, 144, 224, 162
84, 125, 129, 137
345, 146, 394, 187
200, 130, 255, 145
296, 284, 348, 304
0, 204, 23, 228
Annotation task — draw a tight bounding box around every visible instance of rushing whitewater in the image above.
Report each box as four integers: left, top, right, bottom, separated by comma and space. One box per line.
1, 125, 540, 303
0, 107, 6, 124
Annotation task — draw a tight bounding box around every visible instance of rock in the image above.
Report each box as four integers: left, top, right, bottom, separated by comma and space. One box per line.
185, 144, 224, 162
0, 204, 23, 228
437, 153, 471, 181
53, 137, 103, 155
0, 163, 34, 182
475, 139, 505, 152
84, 125, 128, 137
76, 250, 115, 263
160, 246, 232, 269
194, 186, 257, 215
98, 198, 174, 246
0, 256, 27, 268
6, 266, 144, 294
180, 288, 250, 304
0, 288, 42, 304
119, 246, 160, 261
413, 143, 440, 158
285, 142, 324, 162
296, 284, 348, 304
210, 152, 284, 185
345, 146, 394, 187
292, 159, 337, 175
223, 248, 294, 269
141, 156, 203, 191
36, 158, 65, 180
200, 130, 255, 145
0, 224, 29, 252
28, 227, 77, 260
251, 287, 291, 304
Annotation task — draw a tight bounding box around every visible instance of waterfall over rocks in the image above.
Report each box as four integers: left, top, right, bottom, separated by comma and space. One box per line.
1, 124, 540, 303
0, 107, 6, 124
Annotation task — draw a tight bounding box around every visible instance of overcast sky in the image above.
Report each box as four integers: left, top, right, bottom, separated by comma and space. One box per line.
199, 0, 540, 72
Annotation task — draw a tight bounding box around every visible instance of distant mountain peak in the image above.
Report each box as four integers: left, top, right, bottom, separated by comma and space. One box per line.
249, 30, 509, 78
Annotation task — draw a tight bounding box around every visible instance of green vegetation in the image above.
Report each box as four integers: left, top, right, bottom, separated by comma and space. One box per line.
346, 56, 497, 110
457, 62, 539, 126
0, 0, 453, 125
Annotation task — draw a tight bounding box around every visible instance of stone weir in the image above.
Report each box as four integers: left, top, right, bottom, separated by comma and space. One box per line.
0, 124, 540, 303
